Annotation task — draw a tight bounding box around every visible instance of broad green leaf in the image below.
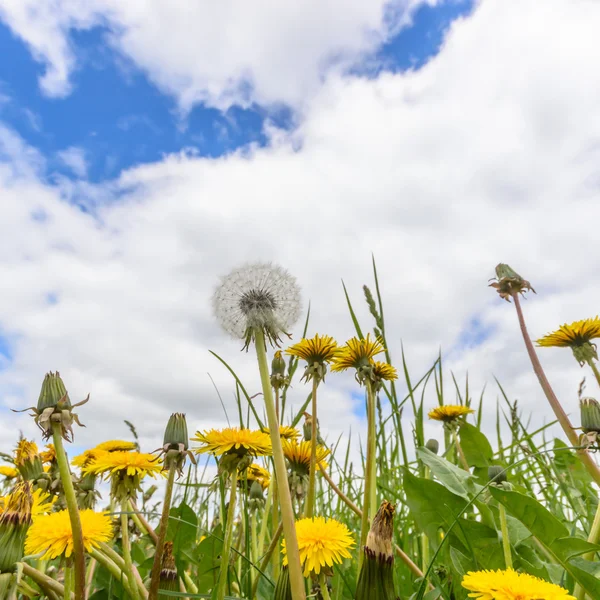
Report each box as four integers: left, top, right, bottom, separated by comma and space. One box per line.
459, 422, 493, 468
416, 447, 475, 500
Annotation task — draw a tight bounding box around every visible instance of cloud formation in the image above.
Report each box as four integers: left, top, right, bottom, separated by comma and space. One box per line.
1, 0, 600, 459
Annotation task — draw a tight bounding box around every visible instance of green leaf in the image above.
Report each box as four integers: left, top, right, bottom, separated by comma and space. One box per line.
416, 446, 477, 500
458, 422, 493, 468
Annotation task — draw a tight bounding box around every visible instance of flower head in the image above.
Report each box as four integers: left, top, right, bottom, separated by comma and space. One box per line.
489, 263, 535, 302
0, 467, 17, 479
282, 440, 329, 475
14, 440, 46, 485
193, 428, 272, 457
331, 334, 386, 384
282, 517, 355, 576
213, 262, 302, 349
95, 440, 138, 453
84, 451, 164, 501
371, 361, 398, 383
428, 405, 474, 424
0, 488, 55, 520
286, 334, 338, 381
14, 440, 39, 468
244, 463, 271, 490
24, 509, 113, 560
39, 444, 56, 464
537, 317, 600, 365
461, 568, 575, 599
262, 425, 300, 441
0, 481, 34, 572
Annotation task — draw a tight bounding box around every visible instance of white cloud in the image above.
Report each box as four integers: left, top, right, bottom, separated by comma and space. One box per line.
0, 0, 434, 109
1, 0, 600, 468
57, 146, 87, 177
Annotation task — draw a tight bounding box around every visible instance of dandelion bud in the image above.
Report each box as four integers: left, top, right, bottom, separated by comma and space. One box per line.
271, 350, 289, 390
488, 466, 508, 485
580, 397, 600, 433
0, 482, 33, 573
355, 500, 397, 600
164, 413, 189, 450
249, 480, 266, 512
158, 541, 178, 593
489, 263, 535, 302
425, 439, 439, 455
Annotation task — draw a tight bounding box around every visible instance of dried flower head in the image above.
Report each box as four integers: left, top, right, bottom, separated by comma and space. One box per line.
213, 263, 302, 349
462, 568, 575, 599
286, 334, 338, 381
537, 317, 600, 366
489, 263, 535, 302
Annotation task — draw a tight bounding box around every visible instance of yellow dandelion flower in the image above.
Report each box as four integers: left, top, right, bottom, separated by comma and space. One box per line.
331, 334, 385, 372
95, 440, 138, 452
39, 444, 56, 464
0, 466, 17, 479
0, 481, 33, 525
1, 488, 56, 519
192, 428, 272, 457
537, 317, 600, 348
287, 334, 338, 380
72, 449, 99, 469
282, 440, 330, 474
371, 361, 398, 382
83, 451, 163, 479
462, 568, 575, 600
245, 463, 271, 490
428, 405, 474, 423
25, 509, 113, 560
14, 440, 39, 467
262, 425, 300, 441
282, 517, 355, 576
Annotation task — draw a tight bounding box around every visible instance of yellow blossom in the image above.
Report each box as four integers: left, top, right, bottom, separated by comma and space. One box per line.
192, 428, 272, 457
428, 405, 474, 423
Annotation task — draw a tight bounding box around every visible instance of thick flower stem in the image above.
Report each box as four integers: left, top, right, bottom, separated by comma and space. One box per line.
148, 465, 177, 600
52, 423, 86, 600
574, 497, 600, 600
304, 378, 320, 518
451, 427, 470, 471
586, 359, 600, 390
216, 470, 238, 600
121, 499, 141, 600
88, 549, 135, 598
319, 573, 331, 600
358, 381, 377, 575
254, 330, 306, 600
512, 293, 600, 486
21, 563, 68, 599
498, 504, 512, 569
64, 566, 74, 600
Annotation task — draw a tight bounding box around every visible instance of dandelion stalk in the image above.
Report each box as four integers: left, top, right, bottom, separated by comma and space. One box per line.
512, 293, 600, 486
63, 565, 74, 600
121, 499, 140, 600
305, 378, 320, 518
88, 548, 136, 598
215, 469, 238, 600
574, 498, 600, 600
148, 466, 177, 600
451, 427, 470, 471
319, 574, 331, 600
498, 504, 512, 569
51, 423, 86, 600
255, 330, 306, 600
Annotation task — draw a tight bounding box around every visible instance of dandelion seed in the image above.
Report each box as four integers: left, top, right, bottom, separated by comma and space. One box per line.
213, 262, 302, 349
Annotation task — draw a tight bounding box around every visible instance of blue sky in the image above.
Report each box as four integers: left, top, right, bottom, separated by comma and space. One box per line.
0, 1, 473, 183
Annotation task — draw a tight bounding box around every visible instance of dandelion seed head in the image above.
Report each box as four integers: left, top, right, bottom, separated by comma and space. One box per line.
213, 263, 302, 347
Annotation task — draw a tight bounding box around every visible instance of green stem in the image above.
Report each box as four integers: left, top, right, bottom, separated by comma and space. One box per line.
254, 330, 306, 600
129, 500, 158, 544
305, 378, 320, 518
257, 477, 273, 557
512, 293, 600, 487
21, 563, 67, 599
451, 427, 470, 471
498, 504, 512, 569
319, 573, 331, 600
121, 499, 141, 600
216, 469, 238, 600
421, 466, 430, 572
587, 359, 600, 390
64, 565, 74, 600
183, 570, 198, 594
88, 549, 135, 598
574, 498, 600, 600
358, 381, 377, 576
52, 423, 86, 600
148, 465, 177, 600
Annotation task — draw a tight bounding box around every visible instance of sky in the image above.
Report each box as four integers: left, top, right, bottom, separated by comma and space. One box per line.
1, 0, 600, 465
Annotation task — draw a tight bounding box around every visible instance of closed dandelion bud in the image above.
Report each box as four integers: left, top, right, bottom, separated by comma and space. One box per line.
488, 466, 508, 485
162, 413, 194, 475
0, 481, 33, 573
37, 372, 69, 412
271, 351, 289, 390
489, 263, 535, 302
249, 480, 266, 512
356, 500, 397, 600
425, 439, 439, 455
581, 397, 600, 433
159, 541, 178, 593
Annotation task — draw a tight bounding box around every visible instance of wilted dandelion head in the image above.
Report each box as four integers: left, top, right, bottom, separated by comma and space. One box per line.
213, 263, 302, 349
